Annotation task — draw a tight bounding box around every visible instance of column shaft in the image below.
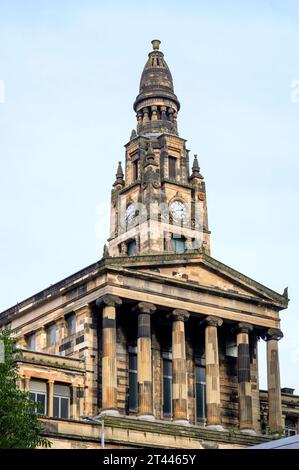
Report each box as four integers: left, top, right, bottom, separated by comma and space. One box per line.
172, 309, 189, 423
236, 323, 254, 431
136, 302, 156, 418
205, 316, 223, 427
96, 294, 122, 414
47, 380, 54, 417
267, 328, 283, 432
71, 385, 78, 420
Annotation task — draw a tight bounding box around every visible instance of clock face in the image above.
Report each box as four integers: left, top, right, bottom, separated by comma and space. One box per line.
126, 204, 135, 223
170, 201, 187, 220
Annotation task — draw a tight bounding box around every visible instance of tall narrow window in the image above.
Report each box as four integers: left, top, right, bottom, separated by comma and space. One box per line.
132, 160, 139, 181
29, 380, 47, 415
163, 352, 172, 417
195, 360, 206, 422
46, 324, 56, 347
26, 333, 36, 351
128, 346, 138, 412
168, 156, 176, 179
53, 384, 70, 419
66, 313, 76, 337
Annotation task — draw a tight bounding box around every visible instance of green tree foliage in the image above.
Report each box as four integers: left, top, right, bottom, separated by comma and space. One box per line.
0, 329, 51, 448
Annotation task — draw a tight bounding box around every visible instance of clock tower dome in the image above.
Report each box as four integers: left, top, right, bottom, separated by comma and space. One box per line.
107, 40, 210, 257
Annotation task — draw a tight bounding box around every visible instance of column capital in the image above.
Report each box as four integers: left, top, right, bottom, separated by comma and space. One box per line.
204, 315, 223, 328
265, 328, 283, 341
234, 322, 253, 334
133, 302, 156, 315
172, 309, 190, 322
96, 294, 122, 308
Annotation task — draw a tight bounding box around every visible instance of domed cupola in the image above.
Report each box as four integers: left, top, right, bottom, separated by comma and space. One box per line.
133, 40, 180, 136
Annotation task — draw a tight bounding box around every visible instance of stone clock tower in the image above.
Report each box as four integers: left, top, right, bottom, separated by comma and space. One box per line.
107, 40, 210, 257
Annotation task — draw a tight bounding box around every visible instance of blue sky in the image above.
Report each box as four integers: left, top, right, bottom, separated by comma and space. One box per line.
0, 0, 298, 391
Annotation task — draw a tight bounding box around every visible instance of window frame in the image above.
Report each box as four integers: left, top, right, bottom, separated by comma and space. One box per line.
168, 156, 177, 179
65, 313, 76, 337
29, 391, 47, 416
46, 323, 56, 347
128, 346, 138, 412
195, 358, 206, 423
26, 332, 36, 351
162, 352, 173, 418
53, 394, 70, 420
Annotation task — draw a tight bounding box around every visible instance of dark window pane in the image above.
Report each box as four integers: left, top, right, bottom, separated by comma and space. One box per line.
163, 358, 172, 416
36, 393, 46, 415
168, 157, 176, 179
127, 240, 137, 256
47, 324, 56, 346
27, 334, 36, 351
163, 378, 172, 416
195, 365, 206, 421
173, 238, 185, 254
129, 352, 138, 411
129, 353, 137, 371
66, 314, 76, 336
132, 160, 138, 180
163, 359, 172, 377
53, 396, 60, 418
129, 372, 138, 411
60, 397, 69, 419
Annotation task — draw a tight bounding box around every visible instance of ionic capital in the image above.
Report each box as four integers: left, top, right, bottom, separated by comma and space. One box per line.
265, 328, 283, 341
133, 302, 156, 315
204, 315, 223, 328
234, 322, 253, 335
172, 309, 190, 322
96, 294, 122, 308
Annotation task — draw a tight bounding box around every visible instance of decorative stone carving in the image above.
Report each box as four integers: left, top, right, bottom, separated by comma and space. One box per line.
96, 294, 122, 308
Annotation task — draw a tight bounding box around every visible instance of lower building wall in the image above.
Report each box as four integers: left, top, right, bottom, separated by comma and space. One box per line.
40, 416, 270, 450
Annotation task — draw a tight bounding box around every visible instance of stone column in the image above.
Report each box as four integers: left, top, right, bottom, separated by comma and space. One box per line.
71, 385, 78, 420
236, 322, 254, 433
24, 376, 30, 392
266, 328, 283, 432
171, 309, 190, 424
47, 379, 54, 417
204, 315, 223, 429
96, 294, 122, 416
135, 302, 156, 420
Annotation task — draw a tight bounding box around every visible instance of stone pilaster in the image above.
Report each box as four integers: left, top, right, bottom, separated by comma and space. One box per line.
204, 315, 223, 429
71, 385, 78, 420
96, 294, 122, 415
47, 379, 54, 417
266, 328, 283, 432
135, 302, 156, 420
171, 309, 189, 424
24, 376, 30, 392
236, 323, 254, 433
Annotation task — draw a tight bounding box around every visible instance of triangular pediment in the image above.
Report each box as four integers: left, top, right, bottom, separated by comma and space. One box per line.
116, 252, 288, 308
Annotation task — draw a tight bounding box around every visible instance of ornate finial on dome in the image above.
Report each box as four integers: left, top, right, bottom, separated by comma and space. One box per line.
151, 39, 161, 51
133, 40, 180, 136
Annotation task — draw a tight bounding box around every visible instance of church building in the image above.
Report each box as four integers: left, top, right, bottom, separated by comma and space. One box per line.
1, 40, 298, 449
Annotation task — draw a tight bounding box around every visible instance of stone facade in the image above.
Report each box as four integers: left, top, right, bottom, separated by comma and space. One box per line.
0, 40, 297, 449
